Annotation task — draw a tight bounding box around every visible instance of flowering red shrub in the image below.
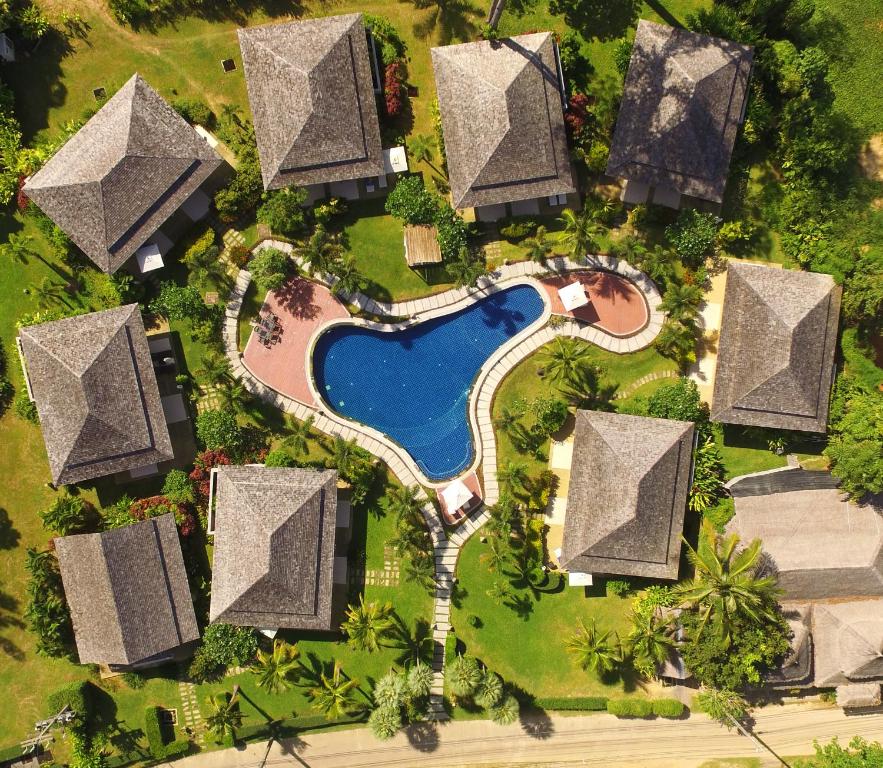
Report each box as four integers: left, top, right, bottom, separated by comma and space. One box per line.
130, 495, 197, 537
189, 449, 232, 505
17, 175, 29, 212
384, 61, 405, 117
564, 93, 590, 137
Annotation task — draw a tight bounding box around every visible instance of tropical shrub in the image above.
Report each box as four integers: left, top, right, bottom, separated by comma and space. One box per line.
227, 245, 251, 269
532, 696, 608, 711
383, 61, 406, 117
257, 188, 308, 238
189, 449, 232, 505
189, 624, 258, 682
384, 175, 437, 225
264, 449, 297, 467
647, 378, 711, 438
162, 469, 196, 505
39, 494, 92, 535
171, 98, 214, 127
47, 681, 93, 721
150, 283, 205, 322
651, 698, 685, 718
498, 216, 537, 242
434, 203, 470, 261
196, 410, 245, 453
606, 699, 653, 718
248, 247, 292, 293
129, 495, 196, 537
14, 389, 37, 422
0, 81, 22, 205
605, 579, 631, 597
26, 548, 72, 657
365, 14, 407, 66
213, 111, 263, 223
665, 209, 721, 268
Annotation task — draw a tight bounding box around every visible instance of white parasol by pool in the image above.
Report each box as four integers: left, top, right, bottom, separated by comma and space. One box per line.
558, 280, 589, 311
441, 479, 473, 512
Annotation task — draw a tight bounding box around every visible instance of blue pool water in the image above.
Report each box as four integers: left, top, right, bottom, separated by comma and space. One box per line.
313, 285, 545, 480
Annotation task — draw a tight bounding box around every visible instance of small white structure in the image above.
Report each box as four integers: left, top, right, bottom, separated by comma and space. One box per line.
0, 33, 15, 63
135, 243, 164, 273
568, 571, 594, 587
558, 281, 589, 311
442, 479, 473, 514
194, 124, 219, 148
383, 146, 409, 175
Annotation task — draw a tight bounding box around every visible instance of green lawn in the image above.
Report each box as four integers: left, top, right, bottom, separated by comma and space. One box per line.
452, 536, 646, 699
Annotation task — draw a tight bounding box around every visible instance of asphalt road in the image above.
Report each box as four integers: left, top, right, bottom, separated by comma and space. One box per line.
169, 704, 883, 768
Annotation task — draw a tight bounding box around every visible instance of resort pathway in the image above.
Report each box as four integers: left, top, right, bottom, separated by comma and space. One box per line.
222, 247, 666, 720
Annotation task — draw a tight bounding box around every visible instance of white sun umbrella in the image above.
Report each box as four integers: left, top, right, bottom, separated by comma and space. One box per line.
558, 280, 589, 311
441, 479, 472, 513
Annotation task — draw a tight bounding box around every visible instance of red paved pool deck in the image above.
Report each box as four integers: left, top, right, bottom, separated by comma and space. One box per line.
539, 270, 648, 336
243, 278, 350, 406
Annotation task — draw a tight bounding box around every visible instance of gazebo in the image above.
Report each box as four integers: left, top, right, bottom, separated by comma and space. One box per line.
557, 280, 589, 312
404, 224, 443, 275
438, 478, 476, 525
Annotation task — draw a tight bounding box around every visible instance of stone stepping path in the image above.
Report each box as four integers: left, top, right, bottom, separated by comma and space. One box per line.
221, 248, 669, 722
177, 676, 204, 743
613, 369, 679, 400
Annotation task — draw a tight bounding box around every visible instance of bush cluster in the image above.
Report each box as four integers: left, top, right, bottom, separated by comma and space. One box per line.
384, 61, 406, 118
533, 696, 608, 711
144, 706, 190, 760
47, 681, 93, 721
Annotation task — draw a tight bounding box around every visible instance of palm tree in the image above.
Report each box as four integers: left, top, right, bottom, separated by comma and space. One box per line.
330, 436, 358, 476
217, 380, 250, 414
404, 0, 481, 44
31, 277, 67, 309
205, 686, 244, 740
479, 536, 509, 574
446, 247, 489, 288
539, 337, 593, 388
307, 661, 360, 720
403, 552, 436, 591
1, 232, 36, 265
251, 639, 301, 694
388, 616, 434, 666
489, 693, 520, 725
675, 525, 781, 648
330, 254, 365, 297
197, 351, 233, 387
474, 670, 503, 709
560, 360, 605, 409
407, 133, 437, 170
340, 595, 395, 652
653, 318, 697, 370
485, 579, 512, 602
520, 225, 553, 264
280, 415, 314, 459
385, 485, 424, 523
660, 283, 703, 324
496, 460, 528, 492
297, 225, 343, 276
566, 618, 621, 675
445, 654, 482, 697
558, 207, 602, 260
628, 610, 674, 676
406, 661, 434, 698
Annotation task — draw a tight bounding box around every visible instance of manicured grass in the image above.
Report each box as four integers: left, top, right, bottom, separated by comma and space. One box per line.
714, 425, 788, 480
452, 535, 646, 699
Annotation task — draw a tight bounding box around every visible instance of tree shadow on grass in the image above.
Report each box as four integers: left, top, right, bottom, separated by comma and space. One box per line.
0, 508, 20, 549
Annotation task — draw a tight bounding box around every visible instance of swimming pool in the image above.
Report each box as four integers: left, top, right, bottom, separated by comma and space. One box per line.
312, 284, 546, 480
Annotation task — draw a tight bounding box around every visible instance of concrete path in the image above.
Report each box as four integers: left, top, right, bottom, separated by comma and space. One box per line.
159, 705, 883, 768
221, 250, 667, 721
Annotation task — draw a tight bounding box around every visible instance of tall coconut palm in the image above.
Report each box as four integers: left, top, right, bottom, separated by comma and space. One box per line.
566, 618, 621, 675
521, 225, 553, 264
405, 0, 481, 44
628, 609, 674, 676
297, 225, 343, 276
654, 318, 697, 370
217, 380, 250, 414
281, 415, 314, 459
407, 133, 438, 170
31, 277, 67, 309
446, 247, 489, 288
675, 526, 781, 648
385, 485, 424, 523
308, 661, 360, 720
496, 460, 528, 492
558, 207, 602, 260
388, 616, 434, 666
252, 639, 301, 694
660, 282, 703, 324
403, 552, 436, 592
330, 254, 365, 297
330, 436, 358, 476
205, 686, 244, 739
479, 535, 509, 574
539, 336, 593, 388
197, 351, 233, 387
341, 595, 395, 652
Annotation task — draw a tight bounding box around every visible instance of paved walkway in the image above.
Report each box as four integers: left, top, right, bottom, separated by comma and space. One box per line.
538, 270, 648, 335
222, 248, 666, 721
161, 705, 883, 768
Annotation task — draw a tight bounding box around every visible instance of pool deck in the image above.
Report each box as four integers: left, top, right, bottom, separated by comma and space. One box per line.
539, 271, 648, 336
222, 245, 667, 722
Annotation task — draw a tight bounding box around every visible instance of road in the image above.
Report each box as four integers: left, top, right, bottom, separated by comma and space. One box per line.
168, 704, 883, 768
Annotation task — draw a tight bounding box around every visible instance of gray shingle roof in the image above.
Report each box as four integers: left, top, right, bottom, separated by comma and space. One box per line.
812, 600, 883, 687
727, 488, 883, 601
711, 262, 842, 432
55, 514, 199, 667
209, 466, 339, 630
431, 33, 575, 210
606, 20, 753, 203
18, 305, 174, 485
238, 14, 384, 190
764, 603, 814, 687
23, 74, 222, 274
560, 410, 694, 579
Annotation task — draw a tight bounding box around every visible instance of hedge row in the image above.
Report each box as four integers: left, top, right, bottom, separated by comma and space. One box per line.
144, 706, 190, 760
606, 698, 685, 718
47, 681, 93, 721
533, 696, 609, 711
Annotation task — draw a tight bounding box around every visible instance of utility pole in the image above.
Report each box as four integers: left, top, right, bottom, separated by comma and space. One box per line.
21, 706, 76, 755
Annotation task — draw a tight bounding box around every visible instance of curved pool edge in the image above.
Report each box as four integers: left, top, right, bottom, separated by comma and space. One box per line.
304, 277, 552, 488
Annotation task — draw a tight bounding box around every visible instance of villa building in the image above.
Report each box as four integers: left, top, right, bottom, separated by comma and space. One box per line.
23, 74, 223, 275
430, 32, 575, 221
711, 262, 841, 433
55, 514, 199, 669
607, 20, 753, 209
556, 410, 694, 581
208, 466, 350, 633
238, 14, 385, 200
727, 473, 883, 709
17, 305, 176, 486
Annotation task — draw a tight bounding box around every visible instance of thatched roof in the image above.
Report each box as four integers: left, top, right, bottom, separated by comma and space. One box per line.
209, 466, 339, 630
836, 683, 882, 709
23, 74, 222, 274
607, 20, 752, 203
764, 603, 814, 688
55, 514, 199, 667
812, 600, 883, 687
404, 223, 442, 267
238, 14, 384, 190
560, 410, 694, 579
18, 305, 174, 485
711, 262, 841, 433
430, 33, 575, 210
727, 487, 883, 601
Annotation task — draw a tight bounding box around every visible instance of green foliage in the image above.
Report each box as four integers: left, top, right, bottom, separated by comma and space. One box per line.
16, 4, 49, 40
497, 216, 537, 242
101, 494, 134, 530
606, 698, 653, 717
120, 671, 145, 689
264, 449, 297, 467
341, 595, 395, 653
647, 378, 710, 435
108, 0, 151, 25
368, 704, 401, 740
532, 696, 609, 711
605, 579, 631, 597
651, 698, 685, 718
248, 247, 292, 293
14, 388, 38, 422
162, 469, 195, 505
703, 496, 735, 533
47, 681, 93, 721
144, 706, 166, 760
446, 654, 482, 698
798, 737, 883, 767
613, 39, 633, 78
171, 98, 214, 128
192, 624, 258, 680
695, 687, 748, 728
257, 188, 309, 238
384, 175, 438, 225
434, 203, 470, 261
213, 110, 262, 223
690, 438, 727, 513
40, 494, 91, 535
150, 283, 205, 322
195, 409, 245, 453
364, 14, 407, 66
0, 80, 22, 205
664, 209, 721, 268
